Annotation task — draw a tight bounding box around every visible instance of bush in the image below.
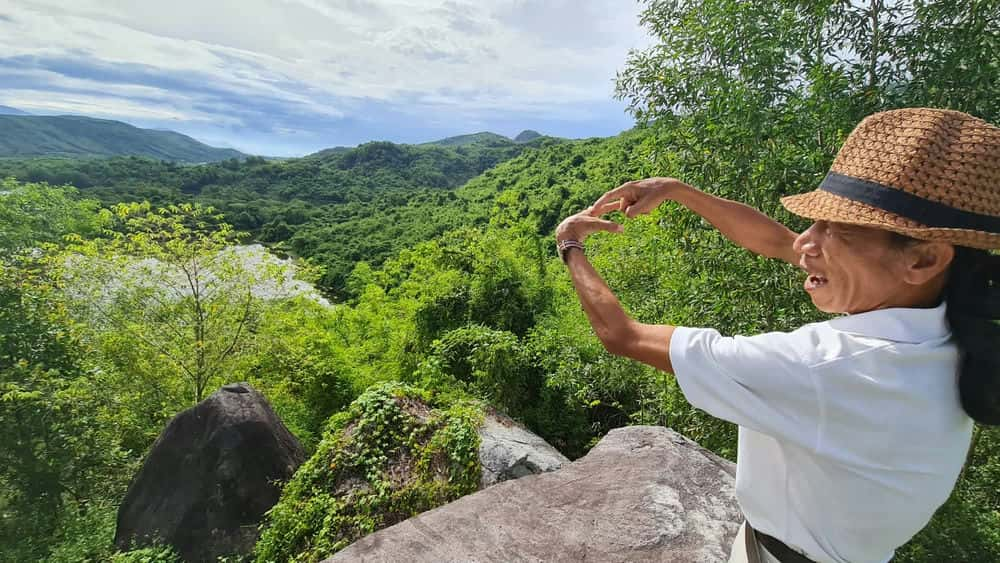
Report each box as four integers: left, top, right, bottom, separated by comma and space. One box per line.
111, 544, 182, 563
254, 383, 484, 562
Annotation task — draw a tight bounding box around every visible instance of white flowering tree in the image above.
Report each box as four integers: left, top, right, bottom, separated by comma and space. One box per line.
48, 202, 312, 410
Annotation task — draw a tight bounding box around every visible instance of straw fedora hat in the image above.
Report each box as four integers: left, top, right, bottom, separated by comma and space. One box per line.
781, 108, 1000, 249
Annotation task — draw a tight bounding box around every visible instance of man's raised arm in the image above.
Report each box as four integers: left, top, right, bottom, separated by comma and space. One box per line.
590, 178, 800, 265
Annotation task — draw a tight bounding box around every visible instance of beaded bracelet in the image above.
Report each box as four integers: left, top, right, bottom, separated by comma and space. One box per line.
556, 239, 585, 263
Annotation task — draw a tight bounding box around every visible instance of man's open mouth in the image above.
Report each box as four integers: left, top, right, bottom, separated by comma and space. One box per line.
804, 274, 828, 290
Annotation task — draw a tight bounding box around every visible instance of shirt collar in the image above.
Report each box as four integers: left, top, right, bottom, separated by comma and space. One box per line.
827, 301, 951, 344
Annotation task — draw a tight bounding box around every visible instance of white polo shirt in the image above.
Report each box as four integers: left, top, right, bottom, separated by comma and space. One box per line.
669, 303, 974, 563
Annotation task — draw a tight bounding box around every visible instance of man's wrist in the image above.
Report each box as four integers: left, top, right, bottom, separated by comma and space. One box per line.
665, 181, 697, 205
557, 239, 585, 263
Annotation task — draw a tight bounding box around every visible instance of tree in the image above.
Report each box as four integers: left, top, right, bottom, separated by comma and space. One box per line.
616, 0, 998, 153
896, 0, 1000, 121
49, 203, 299, 407
0, 177, 104, 252
0, 261, 129, 561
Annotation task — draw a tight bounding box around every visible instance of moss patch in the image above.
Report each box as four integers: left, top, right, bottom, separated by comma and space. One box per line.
254, 382, 484, 563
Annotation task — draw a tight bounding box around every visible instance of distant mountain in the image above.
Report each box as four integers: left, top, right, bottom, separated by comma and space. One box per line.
513, 130, 542, 143
422, 132, 514, 147
304, 130, 551, 157
0, 115, 247, 162
0, 105, 29, 116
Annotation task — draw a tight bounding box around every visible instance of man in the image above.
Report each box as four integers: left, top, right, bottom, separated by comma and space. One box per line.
556, 108, 1000, 562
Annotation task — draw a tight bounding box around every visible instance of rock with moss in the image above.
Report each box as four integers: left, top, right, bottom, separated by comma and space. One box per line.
254, 383, 568, 563
325, 426, 741, 562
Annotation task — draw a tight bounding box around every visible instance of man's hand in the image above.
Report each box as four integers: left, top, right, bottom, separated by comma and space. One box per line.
590, 176, 799, 264
555, 202, 623, 243
589, 177, 688, 219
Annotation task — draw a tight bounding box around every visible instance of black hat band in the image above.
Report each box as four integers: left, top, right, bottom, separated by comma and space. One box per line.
819, 172, 1000, 234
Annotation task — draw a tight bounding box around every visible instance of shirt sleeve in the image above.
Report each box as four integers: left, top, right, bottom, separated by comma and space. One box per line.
669, 326, 820, 450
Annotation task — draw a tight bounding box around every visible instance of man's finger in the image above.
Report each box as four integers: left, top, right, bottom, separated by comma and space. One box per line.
587, 199, 628, 217
589, 201, 621, 216
583, 200, 618, 217
625, 200, 651, 218
591, 183, 632, 211
584, 216, 624, 233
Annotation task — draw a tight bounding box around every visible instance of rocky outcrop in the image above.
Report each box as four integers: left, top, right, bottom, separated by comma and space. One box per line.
254, 383, 570, 562
326, 426, 741, 563
478, 408, 569, 487
115, 383, 306, 562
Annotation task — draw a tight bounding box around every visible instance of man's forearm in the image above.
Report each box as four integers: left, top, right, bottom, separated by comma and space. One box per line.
562, 248, 631, 352
671, 184, 798, 262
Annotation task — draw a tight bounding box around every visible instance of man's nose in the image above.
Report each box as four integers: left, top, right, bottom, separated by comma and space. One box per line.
792, 223, 822, 256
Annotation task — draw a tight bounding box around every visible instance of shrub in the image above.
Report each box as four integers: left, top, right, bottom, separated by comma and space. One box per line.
254, 383, 484, 562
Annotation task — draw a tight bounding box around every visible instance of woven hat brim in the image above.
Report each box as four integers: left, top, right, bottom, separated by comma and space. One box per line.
781, 189, 1000, 250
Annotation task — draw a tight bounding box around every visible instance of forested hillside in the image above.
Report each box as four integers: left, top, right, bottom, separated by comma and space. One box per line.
0, 136, 553, 295
0, 115, 247, 162
2, 1, 998, 562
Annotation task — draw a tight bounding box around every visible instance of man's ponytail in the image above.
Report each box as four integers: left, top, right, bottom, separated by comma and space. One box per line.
945, 247, 1000, 425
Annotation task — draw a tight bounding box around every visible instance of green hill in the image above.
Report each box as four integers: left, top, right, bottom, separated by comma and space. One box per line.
305, 146, 352, 159
513, 130, 542, 143
422, 131, 552, 146
422, 131, 514, 147
0, 115, 247, 162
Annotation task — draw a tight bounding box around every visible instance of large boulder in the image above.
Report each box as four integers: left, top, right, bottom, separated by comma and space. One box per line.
115, 383, 306, 562
326, 426, 741, 563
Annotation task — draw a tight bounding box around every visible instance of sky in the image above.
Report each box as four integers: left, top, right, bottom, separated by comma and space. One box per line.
0, 1, 653, 156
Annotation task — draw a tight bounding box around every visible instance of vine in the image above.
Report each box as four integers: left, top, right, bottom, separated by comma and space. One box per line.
255, 382, 484, 563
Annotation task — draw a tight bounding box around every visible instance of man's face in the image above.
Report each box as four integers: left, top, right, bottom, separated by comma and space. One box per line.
793, 221, 912, 314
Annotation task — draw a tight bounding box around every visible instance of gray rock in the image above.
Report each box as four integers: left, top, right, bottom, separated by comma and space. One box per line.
478, 409, 569, 488
115, 383, 306, 562
326, 426, 740, 563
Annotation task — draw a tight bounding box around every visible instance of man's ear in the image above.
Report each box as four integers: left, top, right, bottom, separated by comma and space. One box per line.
902, 242, 954, 285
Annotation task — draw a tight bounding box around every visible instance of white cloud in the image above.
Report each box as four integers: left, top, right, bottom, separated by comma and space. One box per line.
0, 0, 652, 152
1, 90, 227, 123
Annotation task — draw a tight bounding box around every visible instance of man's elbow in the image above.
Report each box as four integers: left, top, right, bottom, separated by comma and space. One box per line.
597, 322, 676, 374
597, 325, 633, 357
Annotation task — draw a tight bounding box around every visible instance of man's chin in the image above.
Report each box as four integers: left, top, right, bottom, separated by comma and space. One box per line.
808, 295, 841, 314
